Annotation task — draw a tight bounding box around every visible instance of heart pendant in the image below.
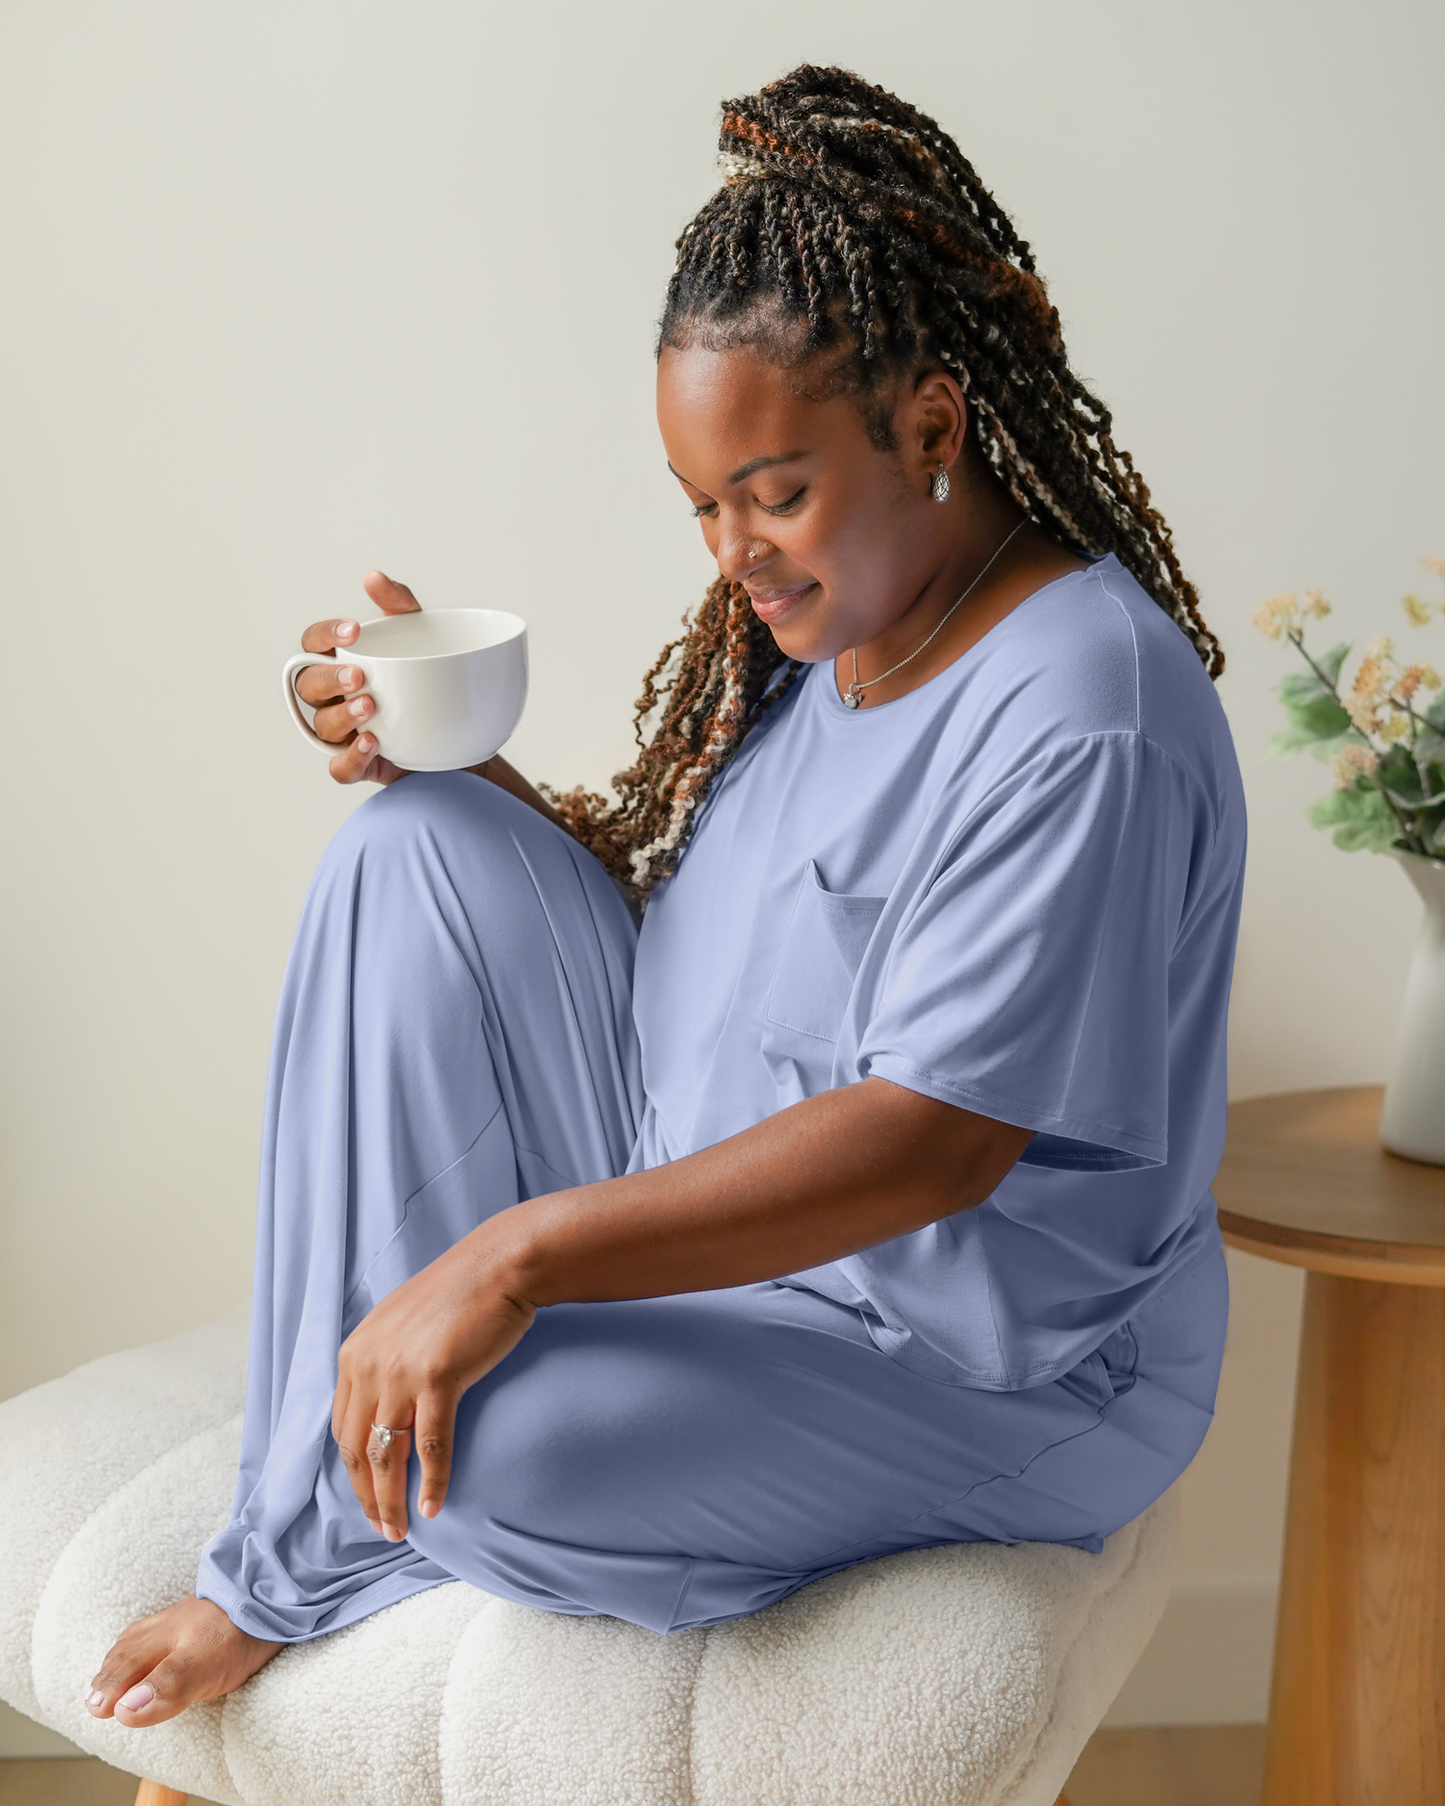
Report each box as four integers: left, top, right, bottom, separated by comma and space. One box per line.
843, 689, 862, 709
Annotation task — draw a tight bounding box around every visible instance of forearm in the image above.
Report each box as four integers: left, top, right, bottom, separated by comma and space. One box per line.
476, 1077, 1033, 1308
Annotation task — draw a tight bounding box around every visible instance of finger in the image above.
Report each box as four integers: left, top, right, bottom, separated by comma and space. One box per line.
328, 730, 382, 787
294, 659, 367, 708
367, 1400, 416, 1541
414, 1388, 458, 1521
331, 1370, 352, 1450
362, 570, 422, 617
310, 693, 376, 745
300, 616, 363, 656
336, 1391, 383, 1532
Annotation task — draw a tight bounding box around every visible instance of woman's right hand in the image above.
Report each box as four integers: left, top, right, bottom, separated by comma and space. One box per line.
294, 571, 421, 786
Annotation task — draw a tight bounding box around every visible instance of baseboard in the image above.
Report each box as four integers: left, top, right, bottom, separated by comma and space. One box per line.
1103, 1582, 1277, 1726
0, 1700, 80, 1758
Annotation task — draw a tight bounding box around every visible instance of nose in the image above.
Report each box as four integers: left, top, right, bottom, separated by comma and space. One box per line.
715, 515, 772, 583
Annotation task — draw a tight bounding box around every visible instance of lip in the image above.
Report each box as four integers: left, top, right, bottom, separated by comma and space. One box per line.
746, 581, 817, 624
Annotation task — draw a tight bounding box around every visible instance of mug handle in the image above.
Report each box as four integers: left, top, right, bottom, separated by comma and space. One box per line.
281, 652, 368, 753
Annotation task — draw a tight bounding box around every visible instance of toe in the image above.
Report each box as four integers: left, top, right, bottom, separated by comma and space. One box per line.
111, 1655, 195, 1727
87, 1638, 164, 1718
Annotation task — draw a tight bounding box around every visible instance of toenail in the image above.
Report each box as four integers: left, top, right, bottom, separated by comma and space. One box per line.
118, 1683, 154, 1711
85, 1690, 104, 1708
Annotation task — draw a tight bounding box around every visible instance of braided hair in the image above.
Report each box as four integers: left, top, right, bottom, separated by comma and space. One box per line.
546, 64, 1222, 900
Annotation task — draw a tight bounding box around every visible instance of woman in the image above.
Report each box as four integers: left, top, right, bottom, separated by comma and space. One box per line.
86, 64, 1244, 1728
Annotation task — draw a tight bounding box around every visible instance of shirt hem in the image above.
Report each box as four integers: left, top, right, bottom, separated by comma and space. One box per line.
863, 1053, 1167, 1167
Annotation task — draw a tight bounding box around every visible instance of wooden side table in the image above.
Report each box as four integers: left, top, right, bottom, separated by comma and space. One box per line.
1216, 1086, 1445, 1806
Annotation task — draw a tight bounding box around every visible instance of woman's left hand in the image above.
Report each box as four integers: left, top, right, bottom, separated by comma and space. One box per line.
330, 1230, 537, 1541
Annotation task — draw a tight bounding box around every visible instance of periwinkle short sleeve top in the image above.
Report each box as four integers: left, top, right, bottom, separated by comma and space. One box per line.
628, 554, 1247, 1391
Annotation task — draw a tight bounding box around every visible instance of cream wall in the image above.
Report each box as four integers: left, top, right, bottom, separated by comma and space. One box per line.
3, 0, 1442, 1749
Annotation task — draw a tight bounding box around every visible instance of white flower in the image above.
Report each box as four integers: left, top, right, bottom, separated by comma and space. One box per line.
1252, 593, 1298, 640
1333, 743, 1379, 788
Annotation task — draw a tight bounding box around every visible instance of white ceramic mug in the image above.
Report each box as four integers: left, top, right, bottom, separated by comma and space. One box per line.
282, 608, 528, 772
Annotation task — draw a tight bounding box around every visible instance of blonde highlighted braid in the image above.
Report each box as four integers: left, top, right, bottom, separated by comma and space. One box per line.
547, 64, 1222, 902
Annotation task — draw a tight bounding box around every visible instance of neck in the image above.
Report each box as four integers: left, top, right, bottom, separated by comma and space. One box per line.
833, 480, 1087, 709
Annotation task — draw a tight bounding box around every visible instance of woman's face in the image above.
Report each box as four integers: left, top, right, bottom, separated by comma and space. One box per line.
655, 338, 968, 664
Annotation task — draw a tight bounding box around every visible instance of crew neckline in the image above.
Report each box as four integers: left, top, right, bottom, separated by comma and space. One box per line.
818, 554, 1113, 718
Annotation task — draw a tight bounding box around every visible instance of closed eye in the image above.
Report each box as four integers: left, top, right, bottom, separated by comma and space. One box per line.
688, 486, 806, 520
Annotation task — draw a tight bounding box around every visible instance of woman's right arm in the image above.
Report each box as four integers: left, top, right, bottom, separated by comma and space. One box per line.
296, 570, 565, 830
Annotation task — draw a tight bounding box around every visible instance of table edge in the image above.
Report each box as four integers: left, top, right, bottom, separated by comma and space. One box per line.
1220, 1224, 1445, 1287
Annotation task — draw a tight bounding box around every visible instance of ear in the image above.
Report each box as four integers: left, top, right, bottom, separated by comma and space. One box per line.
901, 370, 968, 495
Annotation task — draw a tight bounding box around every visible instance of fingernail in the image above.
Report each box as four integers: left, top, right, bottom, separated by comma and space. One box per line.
335, 665, 355, 687
384, 1524, 404, 1542
118, 1683, 154, 1712
420, 1499, 438, 1518
356, 734, 374, 754
347, 698, 369, 719
336, 621, 357, 639
85, 1689, 105, 1708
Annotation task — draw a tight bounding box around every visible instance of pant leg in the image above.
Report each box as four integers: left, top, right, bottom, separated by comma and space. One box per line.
196, 772, 643, 1642
400, 1245, 1227, 1635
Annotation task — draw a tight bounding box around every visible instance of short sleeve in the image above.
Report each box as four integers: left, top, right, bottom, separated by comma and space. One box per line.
858, 731, 1209, 1170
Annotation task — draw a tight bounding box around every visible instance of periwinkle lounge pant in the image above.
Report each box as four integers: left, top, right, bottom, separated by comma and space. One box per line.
195, 772, 1226, 1644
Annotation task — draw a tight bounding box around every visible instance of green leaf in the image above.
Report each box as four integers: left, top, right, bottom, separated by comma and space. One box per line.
1315, 641, 1352, 687
1427, 694, 1445, 735
1289, 643, 1351, 700
1420, 804, 1445, 853
1268, 692, 1354, 755
1376, 745, 1445, 812
1377, 744, 1422, 802
1307, 783, 1399, 852
1278, 641, 1351, 701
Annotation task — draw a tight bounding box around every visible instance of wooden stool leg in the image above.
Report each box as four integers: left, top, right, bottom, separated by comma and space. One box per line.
1263, 1271, 1445, 1805
134, 1781, 188, 1806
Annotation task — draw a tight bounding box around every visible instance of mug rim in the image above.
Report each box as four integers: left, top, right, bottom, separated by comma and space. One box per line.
352, 606, 527, 662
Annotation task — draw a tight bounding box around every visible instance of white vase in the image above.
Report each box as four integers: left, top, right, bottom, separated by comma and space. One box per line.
1379, 850, 1445, 1166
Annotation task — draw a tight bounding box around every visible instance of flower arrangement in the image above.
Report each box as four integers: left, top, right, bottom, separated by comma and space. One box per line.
1253, 556, 1445, 859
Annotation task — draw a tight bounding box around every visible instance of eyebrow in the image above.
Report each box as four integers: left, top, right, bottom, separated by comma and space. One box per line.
666, 451, 809, 490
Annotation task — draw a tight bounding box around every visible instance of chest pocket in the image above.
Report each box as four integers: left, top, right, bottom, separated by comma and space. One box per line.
761, 861, 887, 1099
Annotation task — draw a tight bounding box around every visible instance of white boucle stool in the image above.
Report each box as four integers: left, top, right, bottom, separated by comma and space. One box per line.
0, 1305, 1176, 1806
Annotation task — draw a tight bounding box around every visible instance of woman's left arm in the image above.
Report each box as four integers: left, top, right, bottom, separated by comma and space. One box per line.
332, 1078, 1030, 1541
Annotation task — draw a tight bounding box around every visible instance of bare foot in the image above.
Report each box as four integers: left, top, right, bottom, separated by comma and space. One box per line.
84, 1597, 283, 1727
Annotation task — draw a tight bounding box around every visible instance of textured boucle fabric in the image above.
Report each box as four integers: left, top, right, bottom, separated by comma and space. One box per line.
0, 1310, 1176, 1806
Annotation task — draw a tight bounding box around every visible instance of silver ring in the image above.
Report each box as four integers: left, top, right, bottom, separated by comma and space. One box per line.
371, 1423, 395, 1451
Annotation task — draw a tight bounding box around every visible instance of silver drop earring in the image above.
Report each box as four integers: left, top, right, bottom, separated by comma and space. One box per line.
931, 465, 951, 504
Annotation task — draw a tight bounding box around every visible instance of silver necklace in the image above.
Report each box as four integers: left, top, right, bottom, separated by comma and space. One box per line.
842, 519, 1027, 709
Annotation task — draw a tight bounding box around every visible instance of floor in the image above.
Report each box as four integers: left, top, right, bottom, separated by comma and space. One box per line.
0, 1725, 1268, 1804
1068, 1726, 1267, 1804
